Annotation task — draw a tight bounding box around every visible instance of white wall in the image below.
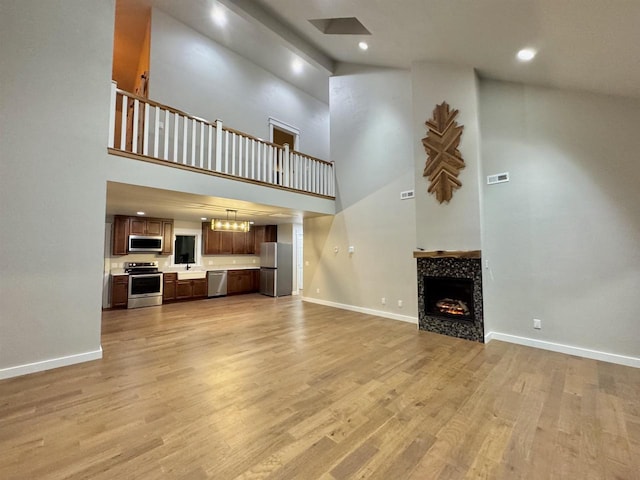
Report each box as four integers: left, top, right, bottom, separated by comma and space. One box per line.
149, 8, 330, 160
411, 62, 484, 250
480, 79, 640, 359
304, 64, 417, 321
0, 0, 113, 377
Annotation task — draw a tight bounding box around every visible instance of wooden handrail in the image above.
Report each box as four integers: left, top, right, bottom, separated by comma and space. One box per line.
291, 150, 334, 166
220, 125, 284, 150
115, 88, 219, 131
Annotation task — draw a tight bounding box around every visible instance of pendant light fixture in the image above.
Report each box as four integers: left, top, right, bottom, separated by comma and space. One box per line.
211, 209, 250, 232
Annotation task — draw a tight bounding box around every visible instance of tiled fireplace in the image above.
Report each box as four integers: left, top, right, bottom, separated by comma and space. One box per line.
415, 250, 484, 343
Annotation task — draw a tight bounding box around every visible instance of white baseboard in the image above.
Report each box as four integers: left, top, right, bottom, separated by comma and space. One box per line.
301, 296, 418, 325
0, 348, 103, 380
485, 332, 639, 368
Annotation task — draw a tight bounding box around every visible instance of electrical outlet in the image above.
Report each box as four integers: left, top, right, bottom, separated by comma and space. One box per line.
381, 297, 386, 305
533, 318, 542, 329
397, 300, 403, 308
252, 259, 256, 263
316, 288, 320, 294
208, 260, 213, 265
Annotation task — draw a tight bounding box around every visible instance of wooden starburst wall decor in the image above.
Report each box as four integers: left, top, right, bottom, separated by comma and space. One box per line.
422, 101, 465, 203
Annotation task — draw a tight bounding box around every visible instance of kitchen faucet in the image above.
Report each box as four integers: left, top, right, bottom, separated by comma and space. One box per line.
185, 263, 191, 271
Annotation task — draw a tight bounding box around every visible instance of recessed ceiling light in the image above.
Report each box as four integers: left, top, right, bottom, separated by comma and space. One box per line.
200, 217, 207, 221
136, 211, 145, 215
292, 59, 303, 74
211, 6, 227, 27
517, 48, 537, 62
358, 41, 368, 51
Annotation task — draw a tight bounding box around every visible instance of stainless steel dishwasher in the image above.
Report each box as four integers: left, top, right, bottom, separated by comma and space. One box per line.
207, 270, 227, 297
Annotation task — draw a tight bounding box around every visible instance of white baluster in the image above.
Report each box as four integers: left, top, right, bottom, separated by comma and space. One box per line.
191, 119, 197, 166
153, 106, 160, 158
236, 135, 242, 177
232, 135, 242, 173
120, 94, 127, 150
108, 83, 116, 148
207, 124, 213, 170
132, 99, 140, 154
200, 122, 204, 168
163, 109, 170, 160
214, 120, 222, 172
224, 130, 236, 175
228, 132, 234, 175
182, 116, 188, 164
231, 133, 242, 175
143, 103, 150, 156
173, 113, 179, 162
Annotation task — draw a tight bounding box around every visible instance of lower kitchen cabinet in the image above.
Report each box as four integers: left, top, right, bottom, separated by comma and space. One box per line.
192, 278, 207, 297
111, 275, 129, 308
227, 269, 259, 295
175, 278, 208, 301
164, 273, 207, 303
163, 273, 177, 302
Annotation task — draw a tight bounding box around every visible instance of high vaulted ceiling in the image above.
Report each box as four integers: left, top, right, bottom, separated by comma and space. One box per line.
246, 0, 640, 100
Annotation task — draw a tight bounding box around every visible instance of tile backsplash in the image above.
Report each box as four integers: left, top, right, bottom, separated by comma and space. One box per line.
106, 253, 259, 273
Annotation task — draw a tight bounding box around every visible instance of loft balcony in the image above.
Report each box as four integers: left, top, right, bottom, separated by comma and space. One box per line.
107, 82, 335, 199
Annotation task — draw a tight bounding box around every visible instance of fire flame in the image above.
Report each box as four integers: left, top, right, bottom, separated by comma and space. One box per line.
436, 298, 469, 316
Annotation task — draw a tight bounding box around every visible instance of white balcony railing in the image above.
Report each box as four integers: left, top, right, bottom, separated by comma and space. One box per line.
108, 82, 335, 198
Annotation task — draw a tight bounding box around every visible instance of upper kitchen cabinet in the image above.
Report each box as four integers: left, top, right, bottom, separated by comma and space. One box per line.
161, 220, 173, 255
201, 223, 276, 255
112, 215, 130, 256
112, 215, 174, 256
254, 225, 277, 255
130, 218, 162, 236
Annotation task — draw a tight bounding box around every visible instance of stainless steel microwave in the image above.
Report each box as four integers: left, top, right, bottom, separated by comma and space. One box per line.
128, 235, 163, 252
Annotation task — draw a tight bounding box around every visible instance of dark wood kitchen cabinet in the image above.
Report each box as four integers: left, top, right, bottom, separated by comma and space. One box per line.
201, 223, 276, 255
161, 220, 174, 255
163, 272, 177, 302
254, 225, 277, 255
130, 218, 162, 236
245, 228, 256, 255
176, 278, 207, 300
111, 275, 129, 308
112, 215, 174, 256
232, 232, 246, 254
227, 269, 259, 295
112, 216, 130, 256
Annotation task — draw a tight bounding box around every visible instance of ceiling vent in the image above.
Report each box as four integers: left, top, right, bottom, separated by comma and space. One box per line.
309, 17, 371, 35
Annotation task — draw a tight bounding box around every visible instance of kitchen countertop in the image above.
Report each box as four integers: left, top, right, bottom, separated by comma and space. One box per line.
208, 265, 260, 271
110, 266, 261, 277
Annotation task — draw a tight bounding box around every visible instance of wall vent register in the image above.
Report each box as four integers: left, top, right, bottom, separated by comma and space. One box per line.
400, 190, 415, 200
487, 172, 509, 185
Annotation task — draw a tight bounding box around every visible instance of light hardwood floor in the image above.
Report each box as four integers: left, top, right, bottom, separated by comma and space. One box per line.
1, 295, 638, 479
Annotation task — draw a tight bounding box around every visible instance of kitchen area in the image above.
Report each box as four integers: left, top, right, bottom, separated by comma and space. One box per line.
104, 213, 297, 310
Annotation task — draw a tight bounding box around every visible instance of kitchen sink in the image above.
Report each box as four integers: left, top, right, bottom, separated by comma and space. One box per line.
176, 271, 207, 280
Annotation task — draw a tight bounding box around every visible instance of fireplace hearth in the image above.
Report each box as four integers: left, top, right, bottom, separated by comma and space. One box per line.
414, 251, 484, 342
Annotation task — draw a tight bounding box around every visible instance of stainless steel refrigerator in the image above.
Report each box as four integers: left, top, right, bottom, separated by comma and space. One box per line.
260, 242, 293, 297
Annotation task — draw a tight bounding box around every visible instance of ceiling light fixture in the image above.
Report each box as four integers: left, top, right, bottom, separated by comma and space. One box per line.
211, 209, 250, 232
516, 48, 537, 62
292, 58, 304, 74
358, 41, 368, 51
211, 5, 227, 27
136, 211, 145, 215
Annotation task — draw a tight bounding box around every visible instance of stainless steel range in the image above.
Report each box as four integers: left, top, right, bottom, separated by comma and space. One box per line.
124, 262, 163, 309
